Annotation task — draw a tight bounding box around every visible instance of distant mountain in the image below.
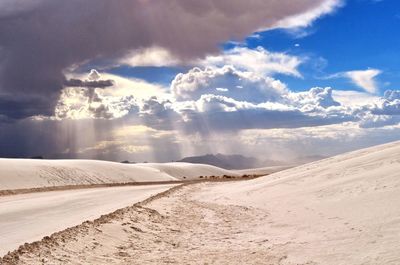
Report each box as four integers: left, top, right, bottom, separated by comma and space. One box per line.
177, 153, 283, 170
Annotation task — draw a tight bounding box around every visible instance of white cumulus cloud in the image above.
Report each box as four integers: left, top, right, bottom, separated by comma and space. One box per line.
171, 66, 287, 103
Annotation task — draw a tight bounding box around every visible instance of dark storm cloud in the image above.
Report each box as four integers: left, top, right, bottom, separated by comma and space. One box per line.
0, 95, 55, 119
0, 0, 340, 119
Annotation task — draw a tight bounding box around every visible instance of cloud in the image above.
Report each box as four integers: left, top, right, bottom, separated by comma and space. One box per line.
235, 122, 400, 161
137, 83, 354, 135
346, 69, 382, 93
174, 93, 351, 134
0, 95, 51, 120
0, 0, 45, 18
118, 46, 304, 77
351, 90, 400, 128
56, 64, 399, 134
171, 66, 287, 102
0, 0, 342, 119
332, 90, 380, 107
54, 64, 400, 133
118, 47, 181, 67
55, 71, 139, 119
288, 87, 341, 109
323, 68, 382, 94
54, 69, 169, 120
370, 90, 400, 115
274, 0, 343, 28
55, 86, 138, 119
199, 47, 303, 77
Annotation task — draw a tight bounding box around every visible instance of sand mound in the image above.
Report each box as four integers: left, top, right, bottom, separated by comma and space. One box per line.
195, 140, 400, 264
0, 159, 177, 191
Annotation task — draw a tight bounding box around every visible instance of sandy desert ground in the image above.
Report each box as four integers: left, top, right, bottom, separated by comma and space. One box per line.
2, 141, 400, 264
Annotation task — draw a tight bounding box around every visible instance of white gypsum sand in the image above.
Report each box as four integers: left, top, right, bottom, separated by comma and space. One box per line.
194, 140, 400, 264
0, 159, 243, 192
3, 141, 400, 264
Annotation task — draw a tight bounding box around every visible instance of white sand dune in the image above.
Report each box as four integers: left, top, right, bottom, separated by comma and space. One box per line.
0, 159, 176, 191
0, 159, 241, 192
195, 140, 400, 264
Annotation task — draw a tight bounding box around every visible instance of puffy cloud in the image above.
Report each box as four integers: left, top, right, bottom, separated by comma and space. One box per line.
180, 89, 354, 133
359, 114, 400, 129
351, 90, 400, 128
137, 85, 354, 135
383, 90, 400, 101
55, 71, 139, 119
0, 0, 341, 119
139, 97, 180, 131
370, 90, 400, 116
54, 70, 168, 120
176, 95, 350, 134
288, 87, 341, 109
171, 66, 287, 102
55, 87, 138, 119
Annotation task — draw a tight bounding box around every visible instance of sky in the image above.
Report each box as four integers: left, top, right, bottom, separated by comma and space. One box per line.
0, 0, 400, 163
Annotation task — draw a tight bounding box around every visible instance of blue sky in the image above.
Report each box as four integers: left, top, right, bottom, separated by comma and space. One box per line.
253, 0, 400, 93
